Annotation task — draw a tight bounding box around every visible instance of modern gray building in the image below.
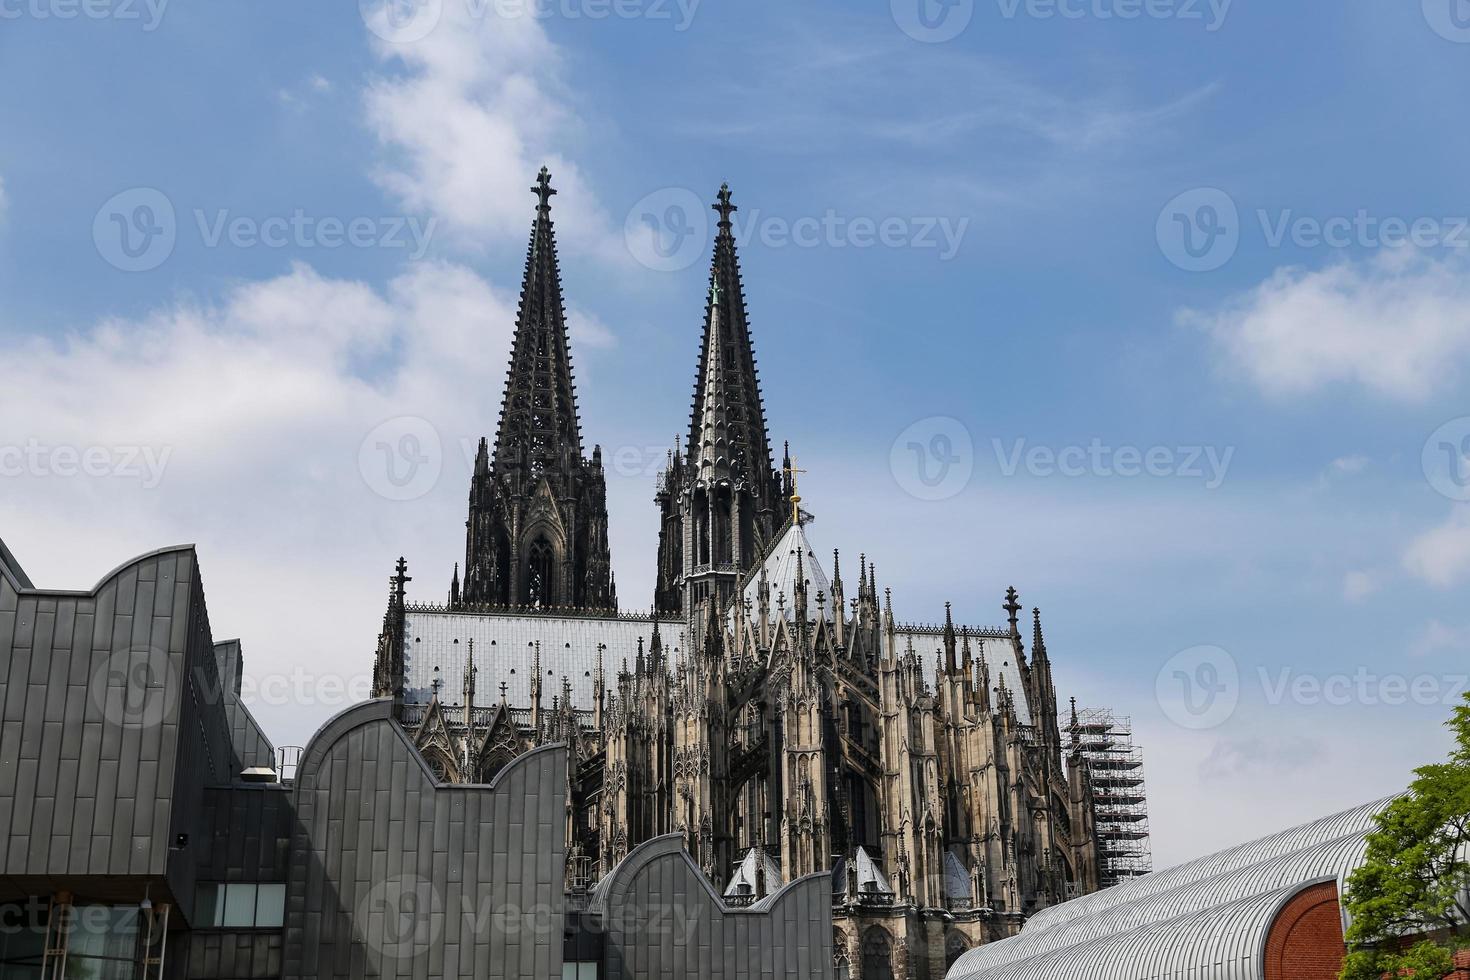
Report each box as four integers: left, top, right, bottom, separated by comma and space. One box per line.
0, 536, 830, 979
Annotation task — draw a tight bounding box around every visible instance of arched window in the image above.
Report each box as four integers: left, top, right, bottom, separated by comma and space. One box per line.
946, 931, 971, 969
861, 926, 894, 980
833, 929, 852, 980
527, 537, 555, 608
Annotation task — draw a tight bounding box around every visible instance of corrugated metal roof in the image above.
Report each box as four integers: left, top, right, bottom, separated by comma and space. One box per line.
947, 797, 1395, 980
402, 610, 684, 711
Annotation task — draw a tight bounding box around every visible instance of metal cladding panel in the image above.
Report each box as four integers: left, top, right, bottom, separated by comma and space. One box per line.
957, 886, 1294, 980
1021, 796, 1390, 934
0, 545, 233, 912
948, 798, 1395, 980
282, 700, 567, 980
402, 610, 682, 711
953, 833, 1368, 974
214, 640, 278, 772
590, 835, 833, 980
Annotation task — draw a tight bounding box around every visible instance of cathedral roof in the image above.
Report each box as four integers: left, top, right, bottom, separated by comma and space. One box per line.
741, 519, 831, 621
833, 845, 896, 900
723, 845, 783, 901
944, 850, 973, 903
401, 608, 681, 712
893, 625, 1034, 727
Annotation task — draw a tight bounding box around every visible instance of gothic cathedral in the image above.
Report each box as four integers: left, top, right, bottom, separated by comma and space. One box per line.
371, 169, 1103, 980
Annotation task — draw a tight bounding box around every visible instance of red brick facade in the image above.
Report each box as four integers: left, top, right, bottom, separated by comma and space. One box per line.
1264, 880, 1347, 980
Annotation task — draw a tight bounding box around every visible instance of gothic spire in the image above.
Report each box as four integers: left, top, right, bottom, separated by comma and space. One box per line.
943, 602, 958, 673
686, 184, 776, 501
492, 167, 583, 478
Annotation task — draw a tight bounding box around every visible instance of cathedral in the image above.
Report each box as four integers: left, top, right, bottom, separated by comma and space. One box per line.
370, 168, 1104, 980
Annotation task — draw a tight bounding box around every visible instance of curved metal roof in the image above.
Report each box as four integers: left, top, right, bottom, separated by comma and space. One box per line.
947, 797, 1395, 980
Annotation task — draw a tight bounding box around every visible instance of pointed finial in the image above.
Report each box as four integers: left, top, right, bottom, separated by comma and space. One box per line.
532, 166, 556, 212
1003, 587, 1021, 636
714, 183, 737, 227
785, 453, 807, 526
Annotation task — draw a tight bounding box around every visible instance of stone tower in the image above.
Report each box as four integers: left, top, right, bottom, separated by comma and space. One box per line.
460, 168, 616, 612
655, 185, 785, 618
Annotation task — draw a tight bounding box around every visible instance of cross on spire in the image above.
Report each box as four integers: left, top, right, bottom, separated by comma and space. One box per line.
785, 455, 808, 526
532, 166, 557, 212
713, 183, 737, 227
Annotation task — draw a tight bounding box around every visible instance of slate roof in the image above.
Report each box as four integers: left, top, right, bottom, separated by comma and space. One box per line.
402, 608, 684, 711
740, 520, 831, 621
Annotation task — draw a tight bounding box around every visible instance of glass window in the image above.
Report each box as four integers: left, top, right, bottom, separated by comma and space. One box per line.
195, 884, 220, 928
0, 899, 48, 979
221, 884, 257, 928
578, 965, 598, 980
254, 884, 285, 929
66, 905, 143, 980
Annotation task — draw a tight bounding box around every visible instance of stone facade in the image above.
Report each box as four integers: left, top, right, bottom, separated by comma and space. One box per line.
374, 173, 1107, 979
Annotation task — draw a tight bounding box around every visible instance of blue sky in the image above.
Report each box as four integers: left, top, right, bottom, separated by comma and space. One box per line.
3, 0, 1470, 866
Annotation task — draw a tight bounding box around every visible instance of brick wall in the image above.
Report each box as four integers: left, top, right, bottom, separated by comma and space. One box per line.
1263, 880, 1346, 980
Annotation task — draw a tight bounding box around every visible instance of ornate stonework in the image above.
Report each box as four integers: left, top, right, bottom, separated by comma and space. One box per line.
372, 175, 1105, 980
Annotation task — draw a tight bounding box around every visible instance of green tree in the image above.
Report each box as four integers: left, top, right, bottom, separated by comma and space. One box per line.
1341, 693, 1470, 980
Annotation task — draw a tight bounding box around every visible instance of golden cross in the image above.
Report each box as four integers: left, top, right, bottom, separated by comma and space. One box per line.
786, 456, 807, 526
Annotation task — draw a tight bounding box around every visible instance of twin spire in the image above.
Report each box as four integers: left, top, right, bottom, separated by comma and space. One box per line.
492, 166, 583, 478
688, 183, 778, 504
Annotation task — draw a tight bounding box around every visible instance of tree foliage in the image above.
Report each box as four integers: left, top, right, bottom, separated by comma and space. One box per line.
1341, 694, 1470, 980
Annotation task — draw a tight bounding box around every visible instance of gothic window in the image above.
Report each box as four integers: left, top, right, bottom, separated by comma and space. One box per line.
492, 531, 512, 605
833, 930, 852, 980
861, 926, 895, 980
527, 537, 555, 608
945, 932, 971, 968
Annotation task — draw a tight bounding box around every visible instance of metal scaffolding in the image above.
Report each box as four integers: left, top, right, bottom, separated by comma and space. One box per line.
1071, 708, 1153, 888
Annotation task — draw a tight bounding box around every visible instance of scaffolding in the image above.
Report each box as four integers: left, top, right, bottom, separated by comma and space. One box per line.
1071, 708, 1153, 888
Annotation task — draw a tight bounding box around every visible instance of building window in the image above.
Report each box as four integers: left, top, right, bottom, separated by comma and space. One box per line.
195, 883, 286, 929
561, 964, 598, 979
0, 900, 47, 976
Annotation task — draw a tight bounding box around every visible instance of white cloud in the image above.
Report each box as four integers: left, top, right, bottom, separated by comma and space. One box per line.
363, 5, 623, 260
1411, 619, 1470, 658
1343, 570, 1378, 602
1187, 249, 1470, 401
1198, 735, 1326, 780
1329, 455, 1370, 477
0, 261, 527, 747
1403, 505, 1470, 587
